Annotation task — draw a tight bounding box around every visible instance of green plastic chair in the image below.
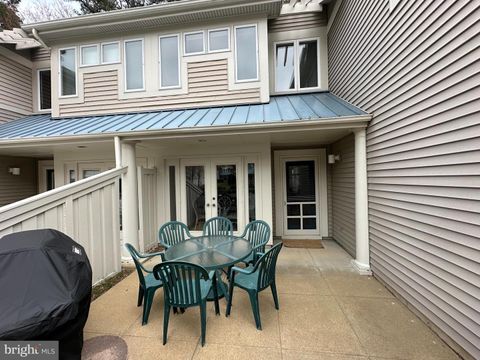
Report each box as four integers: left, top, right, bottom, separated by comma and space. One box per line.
158, 221, 193, 248
240, 220, 271, 265
153, 261, 220, 346
125, 243, 164, 325
226, 242, 283, 330
203, 216, 233, 236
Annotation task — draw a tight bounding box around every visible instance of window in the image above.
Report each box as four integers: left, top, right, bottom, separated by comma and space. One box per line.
247, 163, 256, 222
275, 39, 319, 92
124, 39, 144, 91
184, 31, 204, 55
38, 69, 51, 111
80, 45, 99, 66
59, 47, 77, 97
159, 35, 180, 88
234, 25, 258, 82
208, 28, 229, 52
169, 166, 177, 221
101, 42, 120, 64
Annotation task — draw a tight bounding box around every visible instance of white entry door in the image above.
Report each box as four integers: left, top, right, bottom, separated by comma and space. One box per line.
180, 157, 244, 234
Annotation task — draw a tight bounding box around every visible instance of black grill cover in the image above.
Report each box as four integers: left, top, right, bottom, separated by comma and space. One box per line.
0, 229, 92, 360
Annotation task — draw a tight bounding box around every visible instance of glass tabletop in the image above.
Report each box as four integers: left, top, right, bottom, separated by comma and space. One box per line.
164, 235, 252, 270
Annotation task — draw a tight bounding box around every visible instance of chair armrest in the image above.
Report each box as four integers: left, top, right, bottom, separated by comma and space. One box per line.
230, 266, 254, 275
255, 252, 265, 257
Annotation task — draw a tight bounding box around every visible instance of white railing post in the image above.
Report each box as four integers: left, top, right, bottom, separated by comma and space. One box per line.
352, 128, 372, 275
121, 141, 140, 250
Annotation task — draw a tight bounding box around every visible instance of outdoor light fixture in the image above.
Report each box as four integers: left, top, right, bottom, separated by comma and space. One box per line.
8, 167, 21, 176
328, 154, 341, 164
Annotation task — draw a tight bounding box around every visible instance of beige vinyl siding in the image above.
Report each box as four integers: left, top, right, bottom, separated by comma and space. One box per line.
0, 53, 33, 121
330, 134, 355, 256
31, 48, 51, 62
59, 59, 261, 117
268, 12, 327, 33
328, 0, 480, 358
0, 156, 37, 206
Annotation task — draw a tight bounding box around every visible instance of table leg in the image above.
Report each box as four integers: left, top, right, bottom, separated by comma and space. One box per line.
207, 270, 230, 303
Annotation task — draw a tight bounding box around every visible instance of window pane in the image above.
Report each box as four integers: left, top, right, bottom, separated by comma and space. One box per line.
276, 43, 295, 91
83, 169, 100, 178
185, 32, 204, 54
46, 169, 55, 191
299, 40, 318, 88
235, 26, 257, 81
60, 48, 76, 96
81, 45, 98, 66
160, 36, 180, 87
287, 204, 300, 216
125, 40, 144, 90
209, 29, 229, 51
217, 165, 238, 231
186, 166, 205, 231
287, 218, 301, 230
248, 163, 255, 222
102, 43, 119, 63
303, 218, 316, 230
39, 70, 51, 110
286, 161, 316, 202
169, 166, 177, 221
303, 203, 316, 216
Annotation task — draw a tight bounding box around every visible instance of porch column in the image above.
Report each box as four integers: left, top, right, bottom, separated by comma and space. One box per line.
121, 141, 139, 250
352, 128, 372, 275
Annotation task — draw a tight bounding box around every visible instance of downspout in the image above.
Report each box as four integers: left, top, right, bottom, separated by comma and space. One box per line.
31, 28, 49, 49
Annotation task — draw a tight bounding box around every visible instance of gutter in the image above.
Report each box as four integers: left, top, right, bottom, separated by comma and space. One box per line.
31, 28, 50, 49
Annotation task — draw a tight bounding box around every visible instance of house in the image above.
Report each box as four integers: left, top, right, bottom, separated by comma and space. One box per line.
0, 0, 478, 358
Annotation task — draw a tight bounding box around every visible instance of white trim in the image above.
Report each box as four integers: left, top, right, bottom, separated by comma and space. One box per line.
183, 30, 206, 56
79, 43, 100, 67
38, 160, 54, 193
123, 38, 145, 92
58, 46, 78, 98
101, 41, 120, 65
207, 27, 230, 53
234, 23, 259, 83
37, 68, 51, 112
274, 38, 321, 93
159, 33, 181, 90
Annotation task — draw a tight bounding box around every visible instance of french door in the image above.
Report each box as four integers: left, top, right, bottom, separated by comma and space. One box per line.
180, 158, 244, 234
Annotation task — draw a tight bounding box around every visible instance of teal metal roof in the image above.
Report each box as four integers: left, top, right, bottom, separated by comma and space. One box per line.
0, 92, 368, 141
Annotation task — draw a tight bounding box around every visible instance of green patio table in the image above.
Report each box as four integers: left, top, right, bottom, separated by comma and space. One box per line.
164, 235, 252, 302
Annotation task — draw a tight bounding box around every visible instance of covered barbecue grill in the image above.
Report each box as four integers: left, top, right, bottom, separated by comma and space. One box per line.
0, 229, 92, 360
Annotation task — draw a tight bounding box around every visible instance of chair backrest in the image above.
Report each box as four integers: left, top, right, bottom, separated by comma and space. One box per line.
242, 220, 270, 253
203, 216, 233, 236
125, 243, 148, 287
153, 261, 210, 306
159, 221, 191, 248
254, 242, 283, 290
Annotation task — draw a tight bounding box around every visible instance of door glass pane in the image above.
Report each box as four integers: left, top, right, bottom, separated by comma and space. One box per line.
287, 218, 301, 230
216, 164, 237, 231
276, 43, 295, 91
286, 161, 315, 202
299, 40, 318, 88
303, 218, 316, 230
169, 166, 177, 221
303, 203, 316, 216
46, 169, 55, 191
186, 166, 205, 231
287, 204, 300, 216
248, 163, 255, 222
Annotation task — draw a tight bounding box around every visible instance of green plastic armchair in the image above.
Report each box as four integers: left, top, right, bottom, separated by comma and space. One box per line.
153, 261, 220, 346
124, 243, 165, 325
158, 221, 193, 248
226, 242, 283, 330
239, 220, 270, 265
203, 216, 233, 236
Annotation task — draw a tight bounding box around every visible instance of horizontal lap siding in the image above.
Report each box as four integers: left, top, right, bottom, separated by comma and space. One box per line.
0, 156, 37, 206
0, 54, 32, 121
328, 0, 480, 358
59, 59, 261, 117
31, 48, 51, 62
268, 12, 327, 32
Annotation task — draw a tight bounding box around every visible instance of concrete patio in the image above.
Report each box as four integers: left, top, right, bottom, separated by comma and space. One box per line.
83, 240, 461, 360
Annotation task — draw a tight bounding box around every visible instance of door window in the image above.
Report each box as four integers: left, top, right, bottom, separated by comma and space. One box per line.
216, 164, 238, 231
185, 165, 206, 231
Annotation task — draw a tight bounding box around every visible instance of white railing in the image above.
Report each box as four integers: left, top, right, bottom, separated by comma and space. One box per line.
0, 167, 126, 284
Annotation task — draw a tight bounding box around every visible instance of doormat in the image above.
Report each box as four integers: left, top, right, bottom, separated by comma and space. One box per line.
283, 239, 324, 249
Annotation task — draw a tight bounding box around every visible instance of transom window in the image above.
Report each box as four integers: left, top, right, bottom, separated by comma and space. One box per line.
208, 28, 229, 52
80, 44, 99, 66
184, 31, 205, 55
275, 39, 319, 92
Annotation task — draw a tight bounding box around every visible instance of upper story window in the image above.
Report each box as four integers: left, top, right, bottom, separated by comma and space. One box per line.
275, 38, 319, 92
101, 42, 120, 64
184, 31, 205, 55
159, 34, 180, 88
208, 28, 229, 52
80, 44, 99, 66
124, 39, 145, 91
38, 69, 51, 111
234, 24, 258, 82
59, 47, 77, 97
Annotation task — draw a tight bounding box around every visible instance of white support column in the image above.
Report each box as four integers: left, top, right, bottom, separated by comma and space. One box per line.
114, 136, 122, 168
121, 141, 139, 251
352, 128, 372, 275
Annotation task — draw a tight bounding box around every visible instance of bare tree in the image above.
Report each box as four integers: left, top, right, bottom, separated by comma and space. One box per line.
18, 0, 78, 24
0, 0, 21, 29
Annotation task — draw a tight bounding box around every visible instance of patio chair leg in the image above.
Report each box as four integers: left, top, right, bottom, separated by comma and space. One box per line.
225, 278, 235, 317
212, 273, 220, 315
163, 304, 171, 345
200, 300, 207, 346
248, 290, 262, 330
271, 281, 279, 310
142, 290, 155, 325
216, 270, 230, 303
137, 285, 144, 307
